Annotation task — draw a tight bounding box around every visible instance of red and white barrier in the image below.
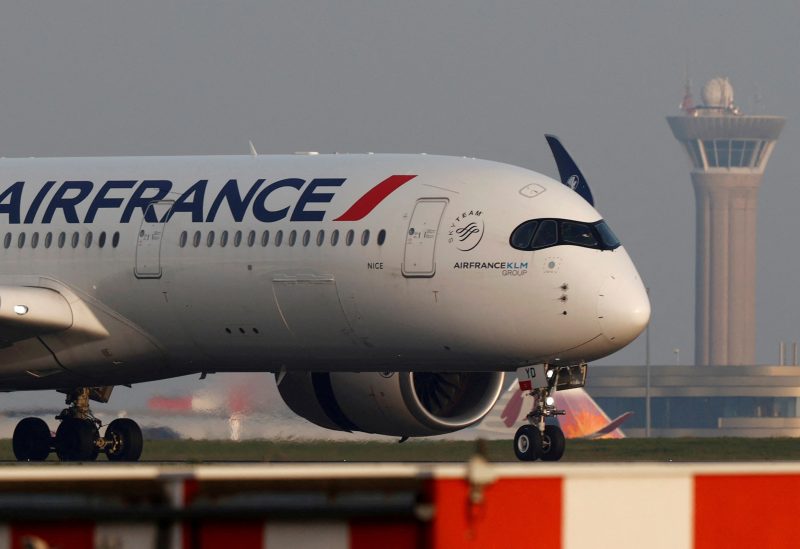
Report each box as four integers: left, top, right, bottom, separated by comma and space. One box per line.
1, 463, 800, 548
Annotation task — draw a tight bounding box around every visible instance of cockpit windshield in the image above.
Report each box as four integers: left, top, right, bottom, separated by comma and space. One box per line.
509, 218, 620, 251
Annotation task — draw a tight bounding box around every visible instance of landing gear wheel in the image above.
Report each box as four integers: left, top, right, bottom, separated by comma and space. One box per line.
13, 417, 52, 461
105, 418, 143, 462
514, 425, 542, 461
540, 425, 566, 462
55, 418, 99, 462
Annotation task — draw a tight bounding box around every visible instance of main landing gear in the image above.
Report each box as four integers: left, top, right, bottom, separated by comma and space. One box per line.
512, 363, 586, 462
12, 388, 143, 462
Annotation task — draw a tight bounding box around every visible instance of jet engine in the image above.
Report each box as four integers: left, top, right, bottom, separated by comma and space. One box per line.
276, 371, 505, 437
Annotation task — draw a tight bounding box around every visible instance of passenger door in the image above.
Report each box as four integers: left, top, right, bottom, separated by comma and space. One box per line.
402, 199, 447, 278
135, 201, 173, 279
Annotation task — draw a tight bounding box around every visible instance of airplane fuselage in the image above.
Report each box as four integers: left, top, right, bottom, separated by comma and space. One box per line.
0, 153, 648, 390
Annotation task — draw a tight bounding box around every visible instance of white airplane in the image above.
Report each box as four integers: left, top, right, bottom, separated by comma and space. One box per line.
0, 136, 649, 462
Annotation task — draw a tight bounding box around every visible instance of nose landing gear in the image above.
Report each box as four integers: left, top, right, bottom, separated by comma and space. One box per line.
512, 363, 586, 462
12, 388, 143, 462
513, 386, 566, 462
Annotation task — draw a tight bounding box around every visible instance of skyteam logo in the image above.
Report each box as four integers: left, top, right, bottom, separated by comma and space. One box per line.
448, 210, 484, 251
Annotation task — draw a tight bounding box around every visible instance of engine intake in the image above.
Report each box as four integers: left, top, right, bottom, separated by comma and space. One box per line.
277, 371, 505, 437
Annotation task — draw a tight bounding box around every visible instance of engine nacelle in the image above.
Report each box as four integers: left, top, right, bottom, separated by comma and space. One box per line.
276, 371, 505, 437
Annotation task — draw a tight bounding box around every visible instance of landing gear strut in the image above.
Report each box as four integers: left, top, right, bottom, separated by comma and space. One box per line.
512, 363, 586, 462
12, 387, 143, 462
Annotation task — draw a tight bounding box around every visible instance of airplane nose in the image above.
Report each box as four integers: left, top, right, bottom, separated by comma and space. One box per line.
597, 274, 651, 347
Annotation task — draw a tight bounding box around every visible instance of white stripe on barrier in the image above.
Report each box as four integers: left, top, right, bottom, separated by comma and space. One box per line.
563, 472, 692, 549
94, 523, 158, 549
264, 521, 349, 549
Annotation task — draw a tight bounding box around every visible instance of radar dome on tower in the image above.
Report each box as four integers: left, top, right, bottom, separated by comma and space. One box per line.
702, 77, 734, 109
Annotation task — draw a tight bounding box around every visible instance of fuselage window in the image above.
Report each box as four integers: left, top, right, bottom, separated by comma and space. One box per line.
234, 230, 242, 247
31, 232, 39, 249
207, 231, 216, 247
179, 231, 188, 248
85, 232, 93, 248
192, 231, 201, 248
316, 230, 325, 246
112, 232, 120, 248
17, 233, 26, 249
288, 230, 297, 246
560, 221, 597, 247
331, 229, 339, 246
275, 230, 283, 247
98, 232, 107, 248
220, 231, 229, 247
71, 232, 80, 248
3, 233, 10, 249
302, 230, 311, 247
247, 230, 256, 247
44, 232, 52, 249
58, 232, 66, 249
345, 230, 355, 246
261, 230, 270, 247
361, 230, 370, 246
377, 229, 386, 246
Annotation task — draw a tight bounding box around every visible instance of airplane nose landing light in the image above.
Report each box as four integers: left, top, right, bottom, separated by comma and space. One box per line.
597, 275, 650, 347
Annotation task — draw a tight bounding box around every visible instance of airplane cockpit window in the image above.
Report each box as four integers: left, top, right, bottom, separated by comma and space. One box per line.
595, 221, 620, 249
511, 220, 538, 249
510, 218, 620, 251
560, 222, 597, 247
532, 220, 557, 248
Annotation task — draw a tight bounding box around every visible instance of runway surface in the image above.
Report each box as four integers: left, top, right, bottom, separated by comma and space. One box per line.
2, 436, 800, 463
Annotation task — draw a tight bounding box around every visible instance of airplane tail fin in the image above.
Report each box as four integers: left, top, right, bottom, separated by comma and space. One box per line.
545, 134, 595, 206
479, 383, 631, 439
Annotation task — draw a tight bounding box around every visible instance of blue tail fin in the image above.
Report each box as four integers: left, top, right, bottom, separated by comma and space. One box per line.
545, 134, 595, 206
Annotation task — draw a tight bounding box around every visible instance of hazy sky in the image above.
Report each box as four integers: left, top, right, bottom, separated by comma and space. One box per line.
0, 2, 799, 411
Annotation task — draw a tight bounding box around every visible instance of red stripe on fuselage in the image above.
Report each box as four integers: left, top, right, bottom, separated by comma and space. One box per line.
334, 175, 416, 221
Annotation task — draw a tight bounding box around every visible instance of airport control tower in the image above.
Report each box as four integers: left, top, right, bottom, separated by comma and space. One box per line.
668, 78, 785, 365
